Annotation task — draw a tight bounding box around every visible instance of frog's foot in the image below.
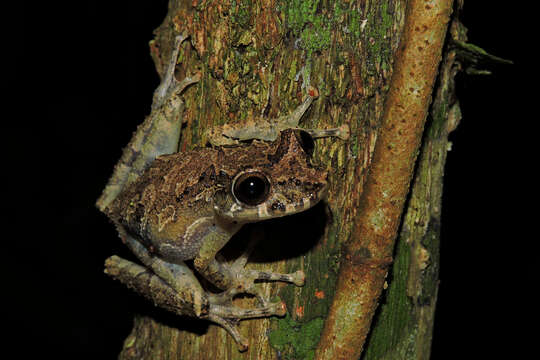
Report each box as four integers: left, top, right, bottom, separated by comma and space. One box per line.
245, 268, 305, 306
210, 269, 304, 307
302, 123, 350, 141
152, 33, 201, 110
209, 301, 287, 351
209, 236, 304, 306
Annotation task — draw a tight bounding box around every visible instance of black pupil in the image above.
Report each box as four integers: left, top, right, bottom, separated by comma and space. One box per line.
235, 175, 268, 205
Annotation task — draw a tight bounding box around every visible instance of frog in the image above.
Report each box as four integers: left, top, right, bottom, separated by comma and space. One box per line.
97, 34, 349, 351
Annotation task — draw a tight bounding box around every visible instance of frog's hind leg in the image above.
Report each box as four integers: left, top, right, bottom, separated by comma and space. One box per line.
96, 34, 200, 212
119, 227, 208, 317
118, 228, 293, 321
105, 254, 286, 352
209, 302, 287, 351
151, 34, 200, 110
105, 254, 209, 317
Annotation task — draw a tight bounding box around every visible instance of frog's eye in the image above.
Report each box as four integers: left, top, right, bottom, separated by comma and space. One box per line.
232, 171, 271, 206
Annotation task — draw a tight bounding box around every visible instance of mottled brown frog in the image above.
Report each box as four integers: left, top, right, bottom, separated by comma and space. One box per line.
97, 34, 348, 351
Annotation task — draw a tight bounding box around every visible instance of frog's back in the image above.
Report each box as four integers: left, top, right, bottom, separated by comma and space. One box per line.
106, 147, 223, 245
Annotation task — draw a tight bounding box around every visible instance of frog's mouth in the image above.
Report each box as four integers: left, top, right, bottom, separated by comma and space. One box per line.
218, 183, 328, 222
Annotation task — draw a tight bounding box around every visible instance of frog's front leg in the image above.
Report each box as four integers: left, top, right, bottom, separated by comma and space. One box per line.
207, 235, 305, 306
120, 217, 297, 311
205, 86, 350, 146
185, 217, 304, 305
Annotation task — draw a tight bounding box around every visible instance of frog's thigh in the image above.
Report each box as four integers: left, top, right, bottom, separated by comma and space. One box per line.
105, 255, 286, 352
190, 219, 240, 290
121, 229, 208, 316
105, 255, 209, 318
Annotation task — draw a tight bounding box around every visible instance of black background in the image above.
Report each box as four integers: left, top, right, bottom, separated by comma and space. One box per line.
14, 1, 530, 359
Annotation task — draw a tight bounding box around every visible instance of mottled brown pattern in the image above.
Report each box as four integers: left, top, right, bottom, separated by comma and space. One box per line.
107, 129, 327, 261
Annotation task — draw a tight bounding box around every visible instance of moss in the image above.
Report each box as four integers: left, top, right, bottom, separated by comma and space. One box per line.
287, 59, 297, 81
362, 237, 413, 359
365, 1, 394, 72
334, 2, 363, 41
269, 315, 324, 360
280, 0, 331, 57
300, 17, 331, 57
230, 0, 252, 29
281, 0, 321, 36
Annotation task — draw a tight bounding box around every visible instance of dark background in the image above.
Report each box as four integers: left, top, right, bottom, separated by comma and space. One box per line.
15, 1, 529, 359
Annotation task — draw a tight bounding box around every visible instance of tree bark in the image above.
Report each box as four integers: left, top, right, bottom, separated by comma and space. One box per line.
114, 1, 458, 359
359, 11, 463, 360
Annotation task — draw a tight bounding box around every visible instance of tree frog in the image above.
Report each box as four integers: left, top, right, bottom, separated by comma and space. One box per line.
97, 34, 348, 351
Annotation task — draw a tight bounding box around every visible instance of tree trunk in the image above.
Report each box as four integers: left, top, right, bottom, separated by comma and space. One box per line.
115, 1, 459, 359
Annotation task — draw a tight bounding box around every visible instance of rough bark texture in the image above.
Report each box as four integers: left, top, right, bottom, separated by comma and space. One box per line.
359, 3, 511, 357
360, 9, 464, 359
315, 1, 452, 359
114, 1, 455, 359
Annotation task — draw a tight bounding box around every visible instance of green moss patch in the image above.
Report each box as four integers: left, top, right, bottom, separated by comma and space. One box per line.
269, 315, 324, 360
